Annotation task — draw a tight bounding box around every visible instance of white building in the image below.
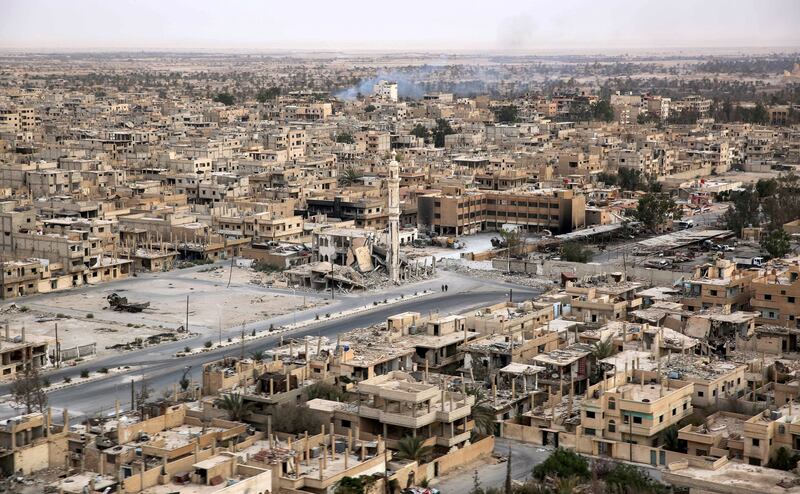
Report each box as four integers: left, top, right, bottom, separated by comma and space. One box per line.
373, 80, 398, 102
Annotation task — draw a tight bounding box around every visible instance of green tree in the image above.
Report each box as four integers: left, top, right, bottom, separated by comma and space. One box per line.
432, 118, 455, 147
762, 173, 800, 229
761, 229, 792, 259
364, 104, 376, 113
532, 448, 589, 481
590, 338, 614, 383
561, 243, 593, 263
250, 350, 265, 362
604, 463, 667, 494
553, 476, 580, 494
304, 381, 347, 401
618, 168, 644, 191
596, 172, 617, 186
633, 193, 681, 233
660, 424, 686, 453
591, 337, 615, 361
768, 446, 800, 471
11, 365, 48, 414
592, 100, 615, 122
466, 387, 496, 435
214, 393, 253, 421
335, 476, 367, 494
256, 87, 281, 102
494, 105, 519, 123
723, 186, 761, 236
756, 178, 778, 199
213, 92, 235, 106
336, 132, 355, 144
396, 435, 433, 464
271, 403, 322, 435
338, 166, 363, 186
410, 123, 429, 140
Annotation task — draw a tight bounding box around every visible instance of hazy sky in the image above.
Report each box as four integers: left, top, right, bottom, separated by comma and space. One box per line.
1, 0, 798, 52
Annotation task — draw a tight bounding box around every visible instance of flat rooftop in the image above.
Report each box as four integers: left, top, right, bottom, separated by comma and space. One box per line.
665, 461, 800, 494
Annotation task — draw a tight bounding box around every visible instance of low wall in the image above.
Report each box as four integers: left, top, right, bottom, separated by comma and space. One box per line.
502, 420, 695, 469
492, 258, 688, 285
390, 435, 496, 488
436, 435, 495, 476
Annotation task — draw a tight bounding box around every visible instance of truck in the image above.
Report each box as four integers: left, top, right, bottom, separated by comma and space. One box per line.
732, 256, 765, 268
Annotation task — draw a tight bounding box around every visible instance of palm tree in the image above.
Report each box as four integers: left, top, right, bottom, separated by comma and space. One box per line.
338, 166, 362, 186
591, 337, 615, 361
467, 387, 496, 436
214, 393, 253, 421
396, 435, 433, 464
553, 476, 580, 494
660, 424, 685, 453
250, 350, 265, 362
590, 338, 615, 383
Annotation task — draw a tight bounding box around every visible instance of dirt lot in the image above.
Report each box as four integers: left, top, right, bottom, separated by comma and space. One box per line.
7, 265, 329, 357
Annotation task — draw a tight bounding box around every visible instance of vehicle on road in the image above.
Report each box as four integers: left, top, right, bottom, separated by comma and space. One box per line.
733, 256, 765, 268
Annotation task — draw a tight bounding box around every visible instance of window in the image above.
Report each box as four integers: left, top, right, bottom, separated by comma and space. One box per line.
788, 296, 796, 304
683, 403, 688, 410
608, 398, 616, 410
608, 421, 616, 433
584, 428, 596, 436
672, 408, 676, 416
765, 294, 772, 301
752, 438, 760, 447
633, 416, 642, 424
697, 391, 704, 397
659, 415, 664, 423
586, 411, 596, 419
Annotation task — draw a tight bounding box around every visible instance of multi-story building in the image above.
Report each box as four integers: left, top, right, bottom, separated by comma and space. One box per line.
750, 263, 800, 328
373, 81, 398, 102
310, 370, 475, 449
581, 370, 694, 449
682, 259, 757, 313
610, 92, 644, 125
268, 126, 306, 160
417, 186, 586, 235
306, 195, 387, 228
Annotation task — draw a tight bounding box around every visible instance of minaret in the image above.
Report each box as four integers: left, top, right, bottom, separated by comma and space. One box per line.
387, 152, 401, 284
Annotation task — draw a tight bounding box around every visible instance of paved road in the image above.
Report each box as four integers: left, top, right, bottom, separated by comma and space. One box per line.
431, 438, 552, 492
0, 264, 542, 420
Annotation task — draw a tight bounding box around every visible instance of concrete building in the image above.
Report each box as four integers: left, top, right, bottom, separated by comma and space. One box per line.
750, 263, 800, 328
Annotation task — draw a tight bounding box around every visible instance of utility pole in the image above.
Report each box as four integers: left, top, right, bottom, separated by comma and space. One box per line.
54, 323, 60, 368
240, 325, 245, 361
330, 262, 334, 300
130, 379, 135, 412
185, 295, 189, 333
227, 255, 234, 288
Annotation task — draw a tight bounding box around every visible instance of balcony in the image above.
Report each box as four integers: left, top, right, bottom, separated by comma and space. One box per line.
436, 430, 471, 448
436, 401, 472, 423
